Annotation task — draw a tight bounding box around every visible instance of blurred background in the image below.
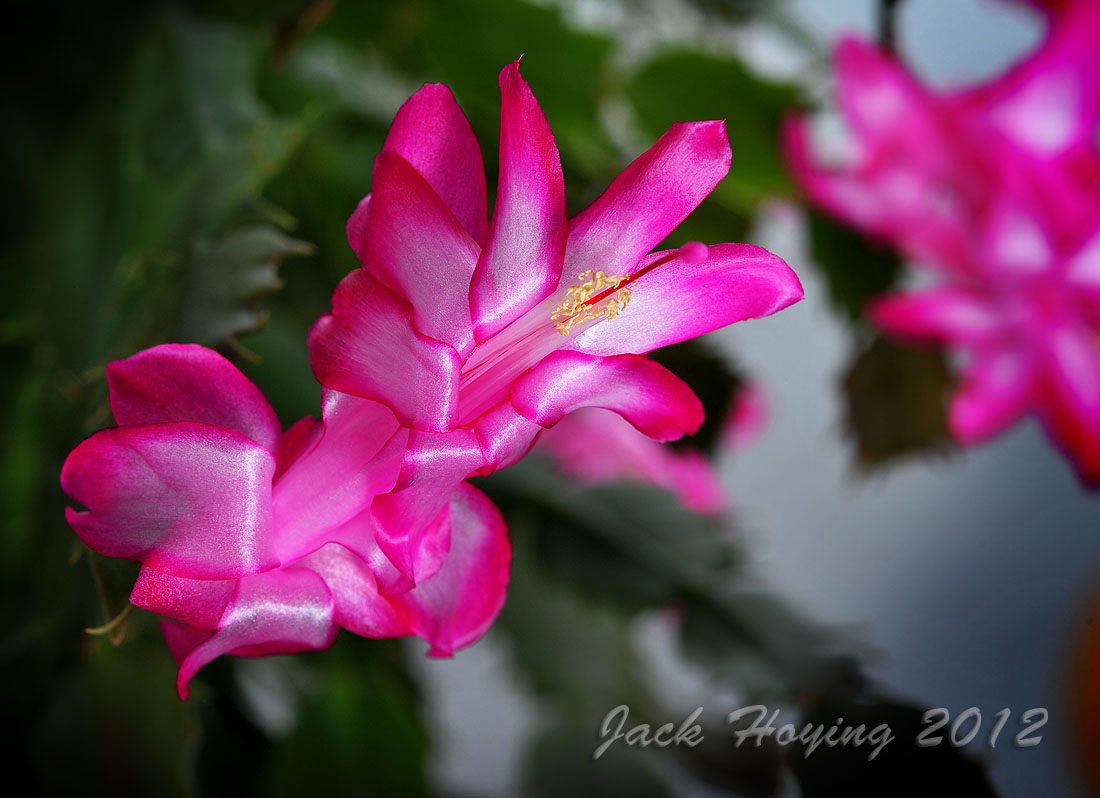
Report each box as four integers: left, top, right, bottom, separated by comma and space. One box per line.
2, 0, 1098, 795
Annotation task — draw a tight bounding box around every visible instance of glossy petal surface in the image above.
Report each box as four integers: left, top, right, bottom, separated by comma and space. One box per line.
63, 422, 277, 579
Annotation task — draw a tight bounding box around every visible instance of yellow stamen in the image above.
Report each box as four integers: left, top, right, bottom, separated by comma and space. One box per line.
550, 270, 633, 335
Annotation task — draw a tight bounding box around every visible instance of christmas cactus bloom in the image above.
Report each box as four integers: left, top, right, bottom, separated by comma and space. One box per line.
537, 407, 727, 515
61, 344, 509, 697
309, 61, 804, 581
787, 5, 1100, 482
784, 1, 1100, 273
870, 185, 1100, 484
537, 382, 767, 515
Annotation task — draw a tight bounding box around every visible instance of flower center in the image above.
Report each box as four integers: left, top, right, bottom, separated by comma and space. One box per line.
550, 270, 632, 335
456, 244, 707, 424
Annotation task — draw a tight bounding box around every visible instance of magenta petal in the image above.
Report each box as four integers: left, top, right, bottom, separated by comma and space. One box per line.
323, 510, 415, 596
371, 427, 486, 584
272, 392, 407, 562
783, 116, 890, 234
1039, 324, 1100, 483
346, 194, 371, 262
62, 422, 278, 579
364, 151, 481, 357
389, 483, 510, 657
1067, 230, 1100, 290
107, 344, 282, 454
472, 400, 543, 474
539, 407, 726, 514
296, 543, 411, 638
160, 620, 214, 671
469, 61, 567, 342
275, 415, 324, 480
979, 200, 1054, 276
971, 2, 1100, 158
173, 567, 337, 700
131, 567, 236, 630
381, 83, 489, 245
835, 36, 929, 142
869, 289, 1001, 345
569, 243, 804, 357
721, 383, 768, 453
949, 348, 1036, 444
309, 268, 463, 432
511, 350, 703, 441
564, 121, 731, 278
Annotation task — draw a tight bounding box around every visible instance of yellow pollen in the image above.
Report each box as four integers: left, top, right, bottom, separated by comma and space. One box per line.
550, 270, 633, 335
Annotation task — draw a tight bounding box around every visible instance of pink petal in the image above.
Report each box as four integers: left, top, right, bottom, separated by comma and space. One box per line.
106, 344, 282, 455
271, 392, 408, 562
834, 36, 929, 142
309, 268, 463, 432
171, 567, 337, 699
160, 621, 214, 673
1065, 229, 1100, 289
131, 567, 236, 630
539, 407, 726, 514
565, 121, 731, 277
869, 289, 1002, 345
783, 116, 887, 231
469, 61, 568, 342
970, 2, 1100, 158
275, 415, 324, 480
567, 243, 804, 357
949, 348, 1036, 444
371, 427, 487, 585
362, 151, 481, 357
659, 450, 727, 514
785, 114, 978, 275
380, 83, 489, 245
1039, 324, 1100, 483
321, 509, 415, 597
62, 422, 278, 579
296, 543, 411, 638
472, 400, 544, 474
721, 383, 769, 452
979, 200, 1054, 276
510, 350, 703, 441
346, 194, 371, 262
389, 483, 510, 657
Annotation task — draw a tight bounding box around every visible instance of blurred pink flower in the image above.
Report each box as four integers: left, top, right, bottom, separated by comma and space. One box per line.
720, 383, 769, 452
871, 188, 1100, 483
62, 345, 509, 697
537, 382, 769, 515
310, 61, 803, 579
785, 1, 1100, 273
786, 7, 1100, 482
537, 407, 727, 515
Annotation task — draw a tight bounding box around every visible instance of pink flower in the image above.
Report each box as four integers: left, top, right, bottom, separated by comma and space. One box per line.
784, 37, 978, 273
720, 382, 769, 453
784, 3, 1100, 274
309, 62, 803, 579
786, 9, 1100, 482
62, 344, 509, 697
537, 382, 768, 515
537, 407, 727, 515
871, 186, 1100, 484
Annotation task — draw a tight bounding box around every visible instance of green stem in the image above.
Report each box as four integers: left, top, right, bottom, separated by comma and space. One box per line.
879, 0, 905, 55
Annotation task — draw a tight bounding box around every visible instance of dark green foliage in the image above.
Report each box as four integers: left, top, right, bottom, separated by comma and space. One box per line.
842, 335, 957, 470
